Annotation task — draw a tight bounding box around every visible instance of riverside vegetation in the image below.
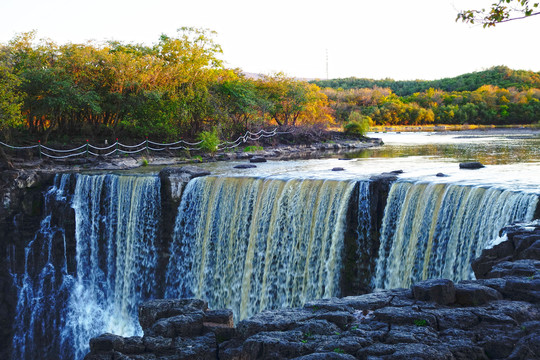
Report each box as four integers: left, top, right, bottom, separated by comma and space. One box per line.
1, 30, 540, 151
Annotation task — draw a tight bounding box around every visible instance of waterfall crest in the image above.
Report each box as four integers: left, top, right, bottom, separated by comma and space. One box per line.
374, 181, 539, 289
165, 176, 356, 320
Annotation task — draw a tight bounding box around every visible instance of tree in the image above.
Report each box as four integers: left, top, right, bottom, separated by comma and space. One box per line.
0, 63, 22, 141
457, 0, 540, 27
344, 111, 372, 136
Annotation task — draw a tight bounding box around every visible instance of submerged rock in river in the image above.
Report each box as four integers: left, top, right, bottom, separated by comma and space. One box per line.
84, 222, 540, 360
459, 162, 485, 169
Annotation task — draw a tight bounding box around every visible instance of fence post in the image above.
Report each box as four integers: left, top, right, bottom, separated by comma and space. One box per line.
146, 136, 149, 156
116, 138, 119, 155
38, 140, 41, 160
86, 139, 89, 158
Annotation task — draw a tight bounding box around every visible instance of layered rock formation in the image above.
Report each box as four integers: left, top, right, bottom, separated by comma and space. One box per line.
84, 222, 540, 360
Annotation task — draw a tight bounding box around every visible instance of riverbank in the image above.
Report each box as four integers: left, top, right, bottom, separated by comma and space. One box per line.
1, 136, 383, 173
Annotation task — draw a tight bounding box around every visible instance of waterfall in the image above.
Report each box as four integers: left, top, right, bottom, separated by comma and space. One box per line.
374, 181, 539, 289
64, 174, 161, 359
10, 170, 539, 359
12, 174, 161, 360
165, 176, 356, 321
11, 175, 73, 360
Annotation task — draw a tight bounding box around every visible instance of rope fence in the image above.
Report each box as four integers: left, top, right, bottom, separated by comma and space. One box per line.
0, 128, 292, 160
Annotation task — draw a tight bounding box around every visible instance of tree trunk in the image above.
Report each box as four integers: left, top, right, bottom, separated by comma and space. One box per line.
0, 146, 14, 170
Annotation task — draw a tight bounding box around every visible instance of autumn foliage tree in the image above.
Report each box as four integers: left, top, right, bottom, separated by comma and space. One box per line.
0, 30, 337, 144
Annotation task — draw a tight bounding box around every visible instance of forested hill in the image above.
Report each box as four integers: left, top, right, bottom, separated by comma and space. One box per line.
312, 66, 540, 96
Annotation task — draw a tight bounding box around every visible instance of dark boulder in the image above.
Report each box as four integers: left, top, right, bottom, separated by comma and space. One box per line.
412, 279, 456, 305
332, 167, 345, 171
233, 164, 257, 169
249, 156, 267, 163
454, 283, 502, 306
459, 162, 485, 169
138, 298, 208, 331
159, 166, 210, 182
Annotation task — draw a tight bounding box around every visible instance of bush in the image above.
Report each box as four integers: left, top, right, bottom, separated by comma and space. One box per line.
344, 112, 373, 136
197, 128, 220, 153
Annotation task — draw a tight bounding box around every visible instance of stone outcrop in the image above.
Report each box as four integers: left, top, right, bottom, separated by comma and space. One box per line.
84, 225, 540, 359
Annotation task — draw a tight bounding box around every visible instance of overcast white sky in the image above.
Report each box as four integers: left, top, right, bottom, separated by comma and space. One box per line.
1, 0, 538, 80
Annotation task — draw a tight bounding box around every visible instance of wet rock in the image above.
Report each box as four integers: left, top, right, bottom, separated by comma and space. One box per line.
459, 162, 485, 169
172, 333, 217, 360
292, 352, 356, 360
143, 336, 174, 354
159, 166, 210, 182
508, 332, 540, 360
436, 172, 449, 177
486, 259, 540, 279
454, 283, 502, 306
332, 167, 345, 171
412, 279, 456, 305
89, 333, 125, 352
519, 239, 540, 259
139, 298, 208, 331
204, 309, 234, 327
502, 276, 540, 303
237, 308, 315, 339
233, 164, 257, 169
249, 156, 267, 163
373, 306, 437, 328
241, 330, 311, 359
148, 312, 205, 338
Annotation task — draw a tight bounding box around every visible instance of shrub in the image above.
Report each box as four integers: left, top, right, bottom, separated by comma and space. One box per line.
344, 111, 373, 136
197, 128, 220, 153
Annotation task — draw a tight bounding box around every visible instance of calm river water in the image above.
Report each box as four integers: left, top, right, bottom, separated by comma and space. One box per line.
198, 129, 540, 193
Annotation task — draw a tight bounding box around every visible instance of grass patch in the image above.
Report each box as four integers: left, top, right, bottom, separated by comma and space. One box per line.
244, 145, 263, 152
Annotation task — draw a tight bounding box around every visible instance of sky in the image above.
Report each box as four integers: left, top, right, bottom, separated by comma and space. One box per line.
1, 0, 539, 81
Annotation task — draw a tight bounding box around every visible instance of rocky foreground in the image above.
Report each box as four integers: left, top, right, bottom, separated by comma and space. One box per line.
84, 223, 540, 360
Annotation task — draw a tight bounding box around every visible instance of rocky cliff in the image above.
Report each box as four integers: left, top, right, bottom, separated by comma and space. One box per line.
84, 222, 540, 360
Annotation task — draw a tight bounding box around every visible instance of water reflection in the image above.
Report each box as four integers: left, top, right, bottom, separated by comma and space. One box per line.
347, 133, 540, 165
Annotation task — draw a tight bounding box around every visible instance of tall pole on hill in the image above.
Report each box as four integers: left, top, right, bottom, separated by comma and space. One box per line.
326, 49, 329, 80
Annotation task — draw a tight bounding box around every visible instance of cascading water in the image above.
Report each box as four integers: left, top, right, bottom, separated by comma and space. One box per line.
165, 176, 357, 320
11, 174, 161, 360
9, 169, 539, 360
64, 174, 161, 359
11, 175, 74, 360
374, 181, 539, 289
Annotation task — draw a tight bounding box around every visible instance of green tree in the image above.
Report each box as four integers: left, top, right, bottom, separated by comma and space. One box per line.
344, 111, 372, 136
0, 63, 22, 141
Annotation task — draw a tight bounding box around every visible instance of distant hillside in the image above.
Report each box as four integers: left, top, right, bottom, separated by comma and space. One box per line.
311, 66, 540, 96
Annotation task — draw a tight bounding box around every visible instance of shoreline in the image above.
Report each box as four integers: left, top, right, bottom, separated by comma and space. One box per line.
2, 137, 383, 173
